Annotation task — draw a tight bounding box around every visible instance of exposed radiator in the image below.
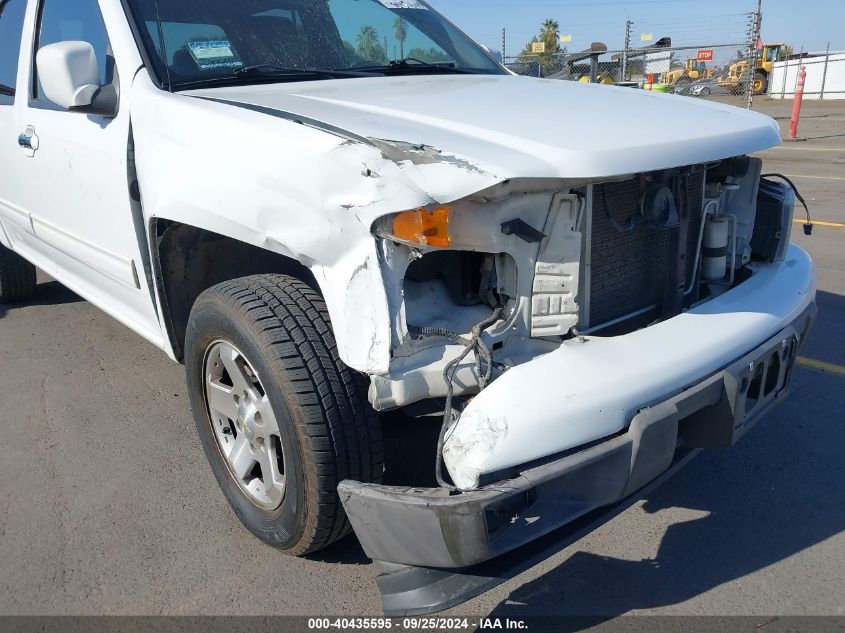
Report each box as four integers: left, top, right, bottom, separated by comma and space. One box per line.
587, 171, 705, 330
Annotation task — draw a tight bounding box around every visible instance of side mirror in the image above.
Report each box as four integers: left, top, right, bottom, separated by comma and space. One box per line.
36, 41, 117, 116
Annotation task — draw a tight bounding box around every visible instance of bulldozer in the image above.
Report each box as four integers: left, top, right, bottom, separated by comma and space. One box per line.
717, 43, 784, 95
662, 58, 715, 87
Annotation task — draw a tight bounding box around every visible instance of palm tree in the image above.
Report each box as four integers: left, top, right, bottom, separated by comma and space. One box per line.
540, 18, 560, 51
541, 19, 559, 36
394, 17, 407, 59
357, 25, 380, 62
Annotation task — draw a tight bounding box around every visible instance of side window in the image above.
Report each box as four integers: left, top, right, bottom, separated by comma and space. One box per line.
33, 0, 111, 101
0, 0, 27, 102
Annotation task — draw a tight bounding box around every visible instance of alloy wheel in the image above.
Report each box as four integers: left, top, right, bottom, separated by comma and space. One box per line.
203, 341, 286, 510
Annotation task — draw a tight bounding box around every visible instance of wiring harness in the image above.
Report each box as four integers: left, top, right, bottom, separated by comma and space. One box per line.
762, 173, 815, 235
409, 307, 503, 491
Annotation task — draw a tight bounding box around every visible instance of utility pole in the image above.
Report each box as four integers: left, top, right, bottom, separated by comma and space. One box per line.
502, 27, 506, 61
745, 0, 763, 109
621, 19, 633, 82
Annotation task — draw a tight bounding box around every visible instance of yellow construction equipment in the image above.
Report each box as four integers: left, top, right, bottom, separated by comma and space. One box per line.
578, 74, 616, 85
717, 43, 784, 95
662, 59, 715, 87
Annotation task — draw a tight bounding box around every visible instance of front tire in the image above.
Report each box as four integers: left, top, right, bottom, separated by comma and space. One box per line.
185, 274, 383, 555
0, 244, 36, 304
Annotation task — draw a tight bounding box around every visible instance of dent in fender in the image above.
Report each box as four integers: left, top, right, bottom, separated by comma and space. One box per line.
129, 74, 495, 374
311, 242, 393, 376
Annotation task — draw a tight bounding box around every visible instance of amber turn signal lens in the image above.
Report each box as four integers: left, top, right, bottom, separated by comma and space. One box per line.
392, 207, 451, 248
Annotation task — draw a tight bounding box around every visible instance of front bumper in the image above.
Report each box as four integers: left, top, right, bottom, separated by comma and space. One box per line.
338, 245, 815, 613
340, 297, 815, 574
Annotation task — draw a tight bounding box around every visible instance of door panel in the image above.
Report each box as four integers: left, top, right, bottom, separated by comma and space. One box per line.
16, 0, 163, 345
30, 213, 140, 289
0, 0, 30, 248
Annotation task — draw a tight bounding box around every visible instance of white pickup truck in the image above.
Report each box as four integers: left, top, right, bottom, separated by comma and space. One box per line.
0, 0, 816, 614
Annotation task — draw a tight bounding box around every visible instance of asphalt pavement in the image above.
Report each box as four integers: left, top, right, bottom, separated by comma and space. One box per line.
0, 99, 843, 620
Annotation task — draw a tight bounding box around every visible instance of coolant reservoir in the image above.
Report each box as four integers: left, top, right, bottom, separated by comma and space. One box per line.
702, 217, 730, 281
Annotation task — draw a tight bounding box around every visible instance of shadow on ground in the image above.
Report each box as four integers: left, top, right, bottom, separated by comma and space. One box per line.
800, 290, 845, 367
792, 132, 845, 141
0, 280, 84, 320
771, 113, 842, 121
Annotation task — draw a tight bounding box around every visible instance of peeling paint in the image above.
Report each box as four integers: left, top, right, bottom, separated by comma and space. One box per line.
370, 138, 490, 175
442, 410, 508, 491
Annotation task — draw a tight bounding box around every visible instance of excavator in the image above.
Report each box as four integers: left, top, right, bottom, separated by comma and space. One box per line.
717, 42, 784, 95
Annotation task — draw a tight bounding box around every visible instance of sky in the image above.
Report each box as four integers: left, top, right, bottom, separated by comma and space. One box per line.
426, 0, 844, 57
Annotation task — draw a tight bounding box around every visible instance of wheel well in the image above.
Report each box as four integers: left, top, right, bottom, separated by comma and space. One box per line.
151, 220, 317, 361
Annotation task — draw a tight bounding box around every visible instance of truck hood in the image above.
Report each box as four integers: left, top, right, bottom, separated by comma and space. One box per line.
185, 74, 781, 186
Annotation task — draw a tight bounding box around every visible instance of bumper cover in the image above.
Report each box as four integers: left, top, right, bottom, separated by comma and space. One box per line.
339, 300, 816, 576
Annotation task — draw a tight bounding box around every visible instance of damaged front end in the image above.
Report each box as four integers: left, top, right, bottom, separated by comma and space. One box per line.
338, 151, 816, 611
363, 155, 812, 485
369, 180, 583, 412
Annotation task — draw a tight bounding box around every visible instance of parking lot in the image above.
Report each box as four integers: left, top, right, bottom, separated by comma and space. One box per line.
1, 99, 843, 620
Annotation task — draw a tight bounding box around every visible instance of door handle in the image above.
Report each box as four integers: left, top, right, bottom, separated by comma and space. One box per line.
17, 126, 39, 154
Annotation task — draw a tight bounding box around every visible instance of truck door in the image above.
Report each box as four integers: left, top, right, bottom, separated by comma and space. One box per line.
15, 0, 163, 346
0, 0, 31, 252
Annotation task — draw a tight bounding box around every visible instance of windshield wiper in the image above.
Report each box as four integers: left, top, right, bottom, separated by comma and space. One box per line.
170, 64, 376, 91
0, 85, 14, 97
233, 64, 376, 79
392, 57, 457, 69
346, 58, 473, 75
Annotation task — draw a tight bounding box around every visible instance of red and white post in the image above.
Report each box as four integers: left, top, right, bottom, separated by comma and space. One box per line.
788, 66, 807, 140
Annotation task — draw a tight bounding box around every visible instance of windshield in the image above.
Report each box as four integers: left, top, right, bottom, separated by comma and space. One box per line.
123, 0, 504, 90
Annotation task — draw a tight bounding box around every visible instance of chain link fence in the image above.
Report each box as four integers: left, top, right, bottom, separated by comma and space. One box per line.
504, 43, 760, 108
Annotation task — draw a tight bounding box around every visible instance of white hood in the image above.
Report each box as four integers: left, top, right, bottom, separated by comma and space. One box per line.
185, 74, 781, 181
